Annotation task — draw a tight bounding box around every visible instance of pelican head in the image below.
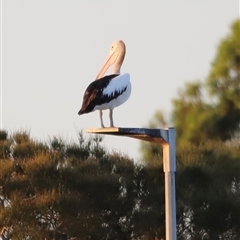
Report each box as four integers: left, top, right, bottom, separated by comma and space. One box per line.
96, 40, 126, 80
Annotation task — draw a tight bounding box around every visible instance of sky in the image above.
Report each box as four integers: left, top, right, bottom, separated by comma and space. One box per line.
1, 0, 239, 160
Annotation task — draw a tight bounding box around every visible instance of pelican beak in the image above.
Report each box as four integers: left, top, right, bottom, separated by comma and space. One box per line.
95, 49, 118, 80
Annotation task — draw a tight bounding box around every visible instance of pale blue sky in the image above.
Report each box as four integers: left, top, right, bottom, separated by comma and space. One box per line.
1, 1, 239, 160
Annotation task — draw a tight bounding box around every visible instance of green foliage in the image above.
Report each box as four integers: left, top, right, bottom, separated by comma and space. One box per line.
206, 19, 240, 140
10, 130, 49, 160
139, 20, 240, 238
172, 19, 240, 143
0, 130, 12, 159
172, 81, 217, 144
0, 130, 239, 240
176, 141, 240, 239
0, 130, 147, 239
139, 110, 166, 164
207, 20, 240, 104
0, 130, 8, 141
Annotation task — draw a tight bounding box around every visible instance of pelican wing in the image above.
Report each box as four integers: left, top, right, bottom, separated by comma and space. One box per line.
78, 74, 119, 114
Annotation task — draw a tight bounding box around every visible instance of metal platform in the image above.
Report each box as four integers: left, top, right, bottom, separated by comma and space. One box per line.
86, 127, 171, 145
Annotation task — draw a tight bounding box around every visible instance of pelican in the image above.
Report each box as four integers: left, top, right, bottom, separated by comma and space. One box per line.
78, 40, 131, 128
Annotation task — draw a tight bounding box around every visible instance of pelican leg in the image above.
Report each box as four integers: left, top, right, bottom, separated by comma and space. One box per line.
99, 110, 105, 128
109, 109, 114, 127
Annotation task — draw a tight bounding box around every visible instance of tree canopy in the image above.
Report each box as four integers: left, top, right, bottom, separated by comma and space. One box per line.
138, 19, 240, 239
0, 129, 239, 240
172, 19, 240, 144
141, 19, 240, 156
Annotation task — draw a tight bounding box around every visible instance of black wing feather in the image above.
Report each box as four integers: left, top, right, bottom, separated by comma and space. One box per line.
78, 74, 120, 114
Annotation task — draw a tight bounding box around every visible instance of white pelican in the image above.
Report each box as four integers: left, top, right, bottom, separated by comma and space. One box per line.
78, 40, 131, 127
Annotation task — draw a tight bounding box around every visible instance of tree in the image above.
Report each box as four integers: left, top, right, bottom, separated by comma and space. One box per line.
172, 19, 240, 143
138, 19, 240, 239
0, 130, 240, 239
0, 130, 164, 240
176, 141, 240, 239
0, 130, 11, 159
207, 19, 240, 140
172, 81, 218, 144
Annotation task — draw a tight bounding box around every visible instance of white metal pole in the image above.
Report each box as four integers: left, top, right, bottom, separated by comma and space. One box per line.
162, 128, 177, 240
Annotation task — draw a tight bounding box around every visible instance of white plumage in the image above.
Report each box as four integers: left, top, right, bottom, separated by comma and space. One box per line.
78, 41, 131, 128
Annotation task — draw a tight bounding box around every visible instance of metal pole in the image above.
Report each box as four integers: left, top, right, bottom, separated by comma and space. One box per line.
86, 127, 177, 239
162, 128, 177, 240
